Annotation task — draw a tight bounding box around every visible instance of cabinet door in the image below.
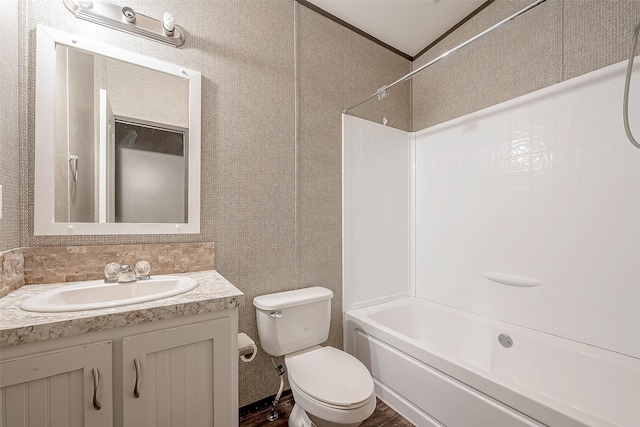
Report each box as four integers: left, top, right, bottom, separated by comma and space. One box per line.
0, 341, 113, 427
122, 318, 233, 427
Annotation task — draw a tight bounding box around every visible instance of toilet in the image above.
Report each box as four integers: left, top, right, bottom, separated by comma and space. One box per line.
253, 287, 376, 427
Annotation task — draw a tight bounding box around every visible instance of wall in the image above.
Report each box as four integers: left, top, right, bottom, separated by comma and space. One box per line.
0, 0, 24, 291
295, 3, 411, 356
0, 0, 20, 252
412, 0, 640, 130
12, 0, 410, 406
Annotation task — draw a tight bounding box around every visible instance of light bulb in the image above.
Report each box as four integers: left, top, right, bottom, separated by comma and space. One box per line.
163, 12, 176, 34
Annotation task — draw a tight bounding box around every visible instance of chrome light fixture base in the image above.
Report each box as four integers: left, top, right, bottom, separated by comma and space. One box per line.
63, 0, 185, 47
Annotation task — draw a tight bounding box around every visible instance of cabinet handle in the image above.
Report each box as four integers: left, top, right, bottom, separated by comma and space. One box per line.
92, 368, 102, 410
134, 358, 141, 398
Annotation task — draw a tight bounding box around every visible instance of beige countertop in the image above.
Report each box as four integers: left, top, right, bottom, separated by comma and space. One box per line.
0, 270, 244, 347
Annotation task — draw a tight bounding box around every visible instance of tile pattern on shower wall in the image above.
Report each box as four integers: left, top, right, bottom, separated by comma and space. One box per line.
22, 242, 214, 285
0, 248, 25, 298
415, 61, 640, 357
0, 0, 20, 252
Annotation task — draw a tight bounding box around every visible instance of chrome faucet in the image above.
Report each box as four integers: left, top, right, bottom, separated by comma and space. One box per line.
118, 265, 136, 283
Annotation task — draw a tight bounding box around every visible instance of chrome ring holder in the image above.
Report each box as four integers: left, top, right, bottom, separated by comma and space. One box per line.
62, 0, 186, 47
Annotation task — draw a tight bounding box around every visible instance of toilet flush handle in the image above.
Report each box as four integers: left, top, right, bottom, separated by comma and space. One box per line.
270, 311, 283, 318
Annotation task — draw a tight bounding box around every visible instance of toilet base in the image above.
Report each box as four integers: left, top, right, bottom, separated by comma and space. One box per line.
288, 403, 314, 427
287, 403, 364, 427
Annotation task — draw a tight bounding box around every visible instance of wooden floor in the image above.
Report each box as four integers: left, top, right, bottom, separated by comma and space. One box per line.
239, 393, 414, 427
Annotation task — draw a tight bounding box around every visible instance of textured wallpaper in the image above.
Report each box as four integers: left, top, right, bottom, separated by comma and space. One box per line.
0, 0, 20, 252
295, 3, 410, 363
412, 0, 640, 130
12, 0, 410, 406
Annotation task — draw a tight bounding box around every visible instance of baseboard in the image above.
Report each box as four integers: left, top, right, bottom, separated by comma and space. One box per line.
239, 389, 293, 420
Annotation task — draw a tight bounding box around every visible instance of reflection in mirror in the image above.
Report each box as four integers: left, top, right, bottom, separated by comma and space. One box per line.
113, 119, 188, 223
35, 25, 201, 235
53, 45, 189, 224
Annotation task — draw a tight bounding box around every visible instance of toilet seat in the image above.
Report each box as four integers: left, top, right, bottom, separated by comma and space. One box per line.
288, 376, 377, 426
286, 346, 374, 409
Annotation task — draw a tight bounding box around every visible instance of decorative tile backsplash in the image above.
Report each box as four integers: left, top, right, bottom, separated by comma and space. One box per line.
0, 248, 25, 298
0, 243, 214, 293
23, 242, 214, 285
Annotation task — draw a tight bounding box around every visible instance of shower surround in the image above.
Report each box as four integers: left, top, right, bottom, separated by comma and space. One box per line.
342, 59, 640, 426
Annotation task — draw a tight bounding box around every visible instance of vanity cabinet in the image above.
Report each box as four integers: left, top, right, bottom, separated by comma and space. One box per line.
0, 309, 238, 427
121, 318, 234, 426
0, 341, 113, 427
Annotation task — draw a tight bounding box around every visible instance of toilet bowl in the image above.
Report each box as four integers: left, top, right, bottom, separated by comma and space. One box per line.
285, 346, 376, 427
253, 287, 376, 427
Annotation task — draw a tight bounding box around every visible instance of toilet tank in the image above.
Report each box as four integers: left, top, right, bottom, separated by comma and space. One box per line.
253, 287, 333, 356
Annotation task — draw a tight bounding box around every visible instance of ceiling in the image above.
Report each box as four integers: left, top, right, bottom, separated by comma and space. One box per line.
306, 0, 486, 58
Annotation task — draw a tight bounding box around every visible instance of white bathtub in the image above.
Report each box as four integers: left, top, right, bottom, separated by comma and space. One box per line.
344, 298, 640, 427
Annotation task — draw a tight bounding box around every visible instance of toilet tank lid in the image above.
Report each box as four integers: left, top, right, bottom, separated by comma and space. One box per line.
253, 287, 333, 310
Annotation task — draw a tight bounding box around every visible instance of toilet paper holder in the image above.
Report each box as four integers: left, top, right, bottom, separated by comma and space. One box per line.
238, 346, 254, 358
237, 332, 257, 362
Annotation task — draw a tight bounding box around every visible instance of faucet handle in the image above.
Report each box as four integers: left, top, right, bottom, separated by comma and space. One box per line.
135, 261, 151, 280
104, 262, 120, 283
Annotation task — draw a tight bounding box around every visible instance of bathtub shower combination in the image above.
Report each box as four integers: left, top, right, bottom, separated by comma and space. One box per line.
344, 299, 638, 427
342, 59, 640, 426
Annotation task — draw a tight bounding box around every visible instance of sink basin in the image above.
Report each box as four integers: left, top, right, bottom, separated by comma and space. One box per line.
20, 276, 199, 313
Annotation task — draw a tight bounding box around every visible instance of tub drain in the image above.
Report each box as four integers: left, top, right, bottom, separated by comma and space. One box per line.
498, 334, 513, 348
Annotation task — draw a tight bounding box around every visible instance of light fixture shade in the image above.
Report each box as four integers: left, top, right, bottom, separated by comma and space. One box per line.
62, 0, 185, 47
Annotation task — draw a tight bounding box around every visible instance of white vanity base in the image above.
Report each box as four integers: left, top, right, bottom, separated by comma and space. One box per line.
0, 265, 242, 427
1, 309, 239, 427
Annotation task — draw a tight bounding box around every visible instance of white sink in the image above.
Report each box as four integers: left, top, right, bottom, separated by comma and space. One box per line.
20, 276, 199, 313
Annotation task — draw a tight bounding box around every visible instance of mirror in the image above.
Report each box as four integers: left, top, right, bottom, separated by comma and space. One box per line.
35, 26, 201, 235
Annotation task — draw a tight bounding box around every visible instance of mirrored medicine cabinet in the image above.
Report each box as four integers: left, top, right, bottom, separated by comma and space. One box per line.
34, 25, 201, 235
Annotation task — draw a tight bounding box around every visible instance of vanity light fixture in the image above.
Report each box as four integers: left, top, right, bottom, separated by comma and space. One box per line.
62, 0, 185, 47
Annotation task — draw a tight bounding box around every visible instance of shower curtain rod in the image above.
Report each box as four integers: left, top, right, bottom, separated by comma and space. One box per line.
343, 0, 549, 114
